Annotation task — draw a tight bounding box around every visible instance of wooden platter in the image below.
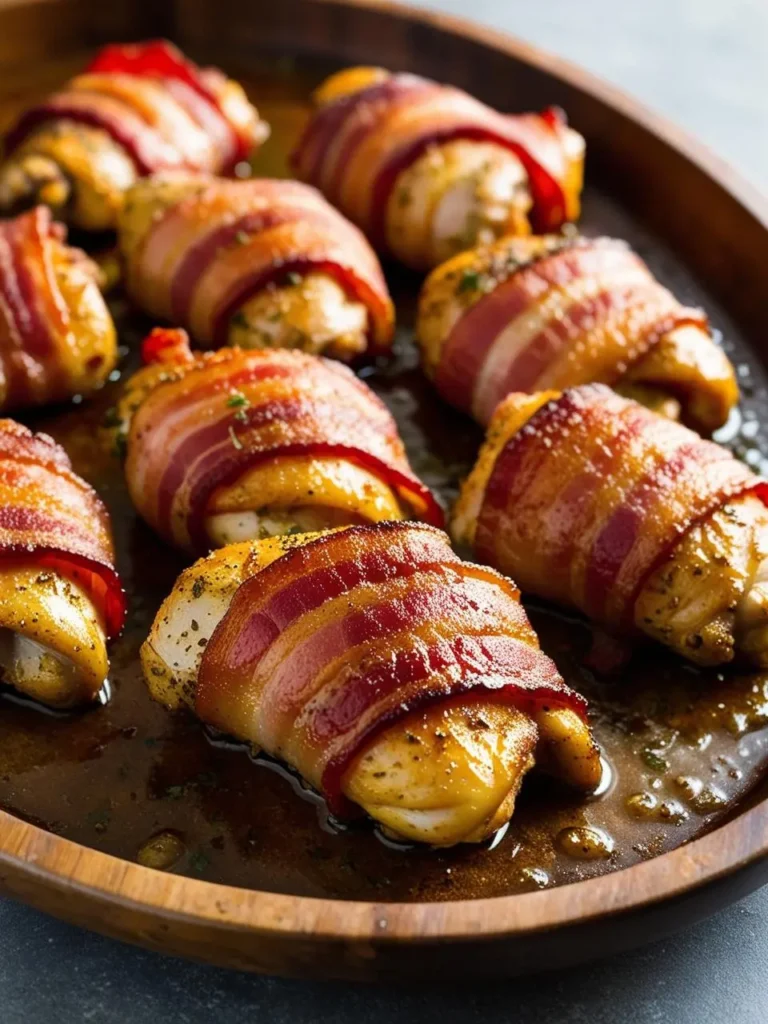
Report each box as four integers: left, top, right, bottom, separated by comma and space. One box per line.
2, 0, 768, 981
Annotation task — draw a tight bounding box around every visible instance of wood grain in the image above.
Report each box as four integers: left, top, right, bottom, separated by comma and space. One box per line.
2, 801, 768, 979
1, 0, 768, 980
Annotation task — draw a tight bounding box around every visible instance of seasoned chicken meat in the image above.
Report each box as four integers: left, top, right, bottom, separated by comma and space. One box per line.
142, 526, 600, 845
0, 40, 266, 231
453, 384, 768, 667
115, 329, 441, 553
417, 234, 737, 432
0, 419, 124, 707
117, 173, 392, 361
293, 66, 584, 271
0, 208, 117, 411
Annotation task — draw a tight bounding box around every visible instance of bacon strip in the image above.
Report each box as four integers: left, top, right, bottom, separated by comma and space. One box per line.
5, 40, 262, 174
473, 384, 767, 629
0, 207, 77, 410
291, 72, 573, 246
0, 418, 125, 637
126, 330, 442, 552
123, 176, 394, 353
196, 523, 585, 815
434, 239, 709, 425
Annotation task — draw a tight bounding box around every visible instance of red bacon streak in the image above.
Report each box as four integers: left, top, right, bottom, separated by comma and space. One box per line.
129, 178, 394, 353
129, 338, 443, 552
6, 40, 250, 173
0, 208, 72, 409
475, 385, 766, 630
197, 523, 583, 816
435, 239, 708, 424
86, 40, 248, 165
0, 420, 125, 637
291, 73, 570, 247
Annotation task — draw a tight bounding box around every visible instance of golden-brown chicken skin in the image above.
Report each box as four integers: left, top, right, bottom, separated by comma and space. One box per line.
0, 208, 117, 412
0, 564, 109, 707
417, 234, 738, 432
118, 174, 373, 361
0, 121, 138, 232
114, 330, 441, 553
637, 495, 768, 667
453, 386, 768, 669
113, 347, 408, 546
295, 66, 585, 273
0, 418, 124, 708
142, 531, 601, 846
0, 42, 266, 231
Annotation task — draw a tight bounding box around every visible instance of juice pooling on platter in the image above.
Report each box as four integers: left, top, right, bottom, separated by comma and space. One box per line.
292, 66, 584, 271
453, 384, 768, 667
116, 329, 442, 552
0, 40, 267, 231
142, 523, 601, 846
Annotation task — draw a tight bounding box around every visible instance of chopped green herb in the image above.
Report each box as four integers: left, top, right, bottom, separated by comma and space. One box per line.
285, 525, 304, 535
641, 748, 669, 773
226, 391, 249, 409
235, 230, 250, 245
228, 425, 244, 450
102, 406, 121, 428
112, 433, 128, 460
189, 850, 210, 875
285, 271, 304, 287
267, 310, 283, 322
230, 311, 250, 329
86, 807, 111, 832
163, 784, 186, 800
191, 578, 206, 599
456, 269, 481, 295
396, 186, 411, 208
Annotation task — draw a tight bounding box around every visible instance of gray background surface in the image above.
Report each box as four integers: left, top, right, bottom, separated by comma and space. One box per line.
3, 1, 768, 1021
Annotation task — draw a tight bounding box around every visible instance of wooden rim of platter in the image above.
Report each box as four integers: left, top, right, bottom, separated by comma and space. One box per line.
2, 797, 768, 943
1, 0, 768, 975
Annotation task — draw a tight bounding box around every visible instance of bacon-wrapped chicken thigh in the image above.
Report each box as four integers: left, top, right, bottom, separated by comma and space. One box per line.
453, 384, 768, 668
0, 41, 266, 232
0, 207, 116, 411
418, 236, 738, 432
142, 523, 600, 845
292, 67, 584, 271
117, 172, 394, 360
117, 328, 441, 552
0, 419, 124, 707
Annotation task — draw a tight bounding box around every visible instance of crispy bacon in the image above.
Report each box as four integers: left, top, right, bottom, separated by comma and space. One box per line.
470, 384, 767, 630
428, 238, 711, 425
125, 329, 442, 552
5, 40, 264, 175
0, 418, 125, 637
0, 208, 90, 410
196, 522, 585, 815
122, 176, 394, 352
291, 72, 574, 246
